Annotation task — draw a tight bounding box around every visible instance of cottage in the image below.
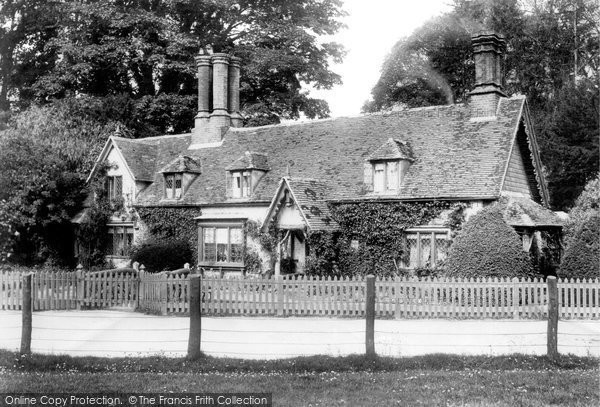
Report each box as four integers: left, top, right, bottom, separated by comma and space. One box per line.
74, 31, 562, 275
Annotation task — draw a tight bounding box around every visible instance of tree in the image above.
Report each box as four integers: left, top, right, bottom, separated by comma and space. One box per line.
363, 0, 599, 209
0, 99, 119, 264
4, 0, 346, 131
444, 204, 533, 278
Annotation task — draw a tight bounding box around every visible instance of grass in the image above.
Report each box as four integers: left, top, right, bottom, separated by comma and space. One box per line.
1, 351, 598, 406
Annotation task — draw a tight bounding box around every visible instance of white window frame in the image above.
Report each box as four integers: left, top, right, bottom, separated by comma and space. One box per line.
401, 228, 450, 269
164, 173, 183, 199
107, 175, 123, 200
372, 160, 400, 192
198, 223, 245, 266
231, 170, 252, 198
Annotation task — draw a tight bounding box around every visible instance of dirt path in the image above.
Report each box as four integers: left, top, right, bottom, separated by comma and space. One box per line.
1, 310, 598, 359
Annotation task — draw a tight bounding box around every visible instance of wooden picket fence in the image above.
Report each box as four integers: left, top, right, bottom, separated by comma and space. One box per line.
197, 275, 600, 319
1, 269, 599, 319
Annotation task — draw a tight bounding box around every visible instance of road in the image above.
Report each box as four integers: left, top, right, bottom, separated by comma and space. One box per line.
1, 310, 598, 359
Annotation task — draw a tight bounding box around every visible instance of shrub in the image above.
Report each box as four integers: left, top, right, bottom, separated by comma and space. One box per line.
130, 239, 193, 273
559, 213, 600, 280
444, 204, 533, 278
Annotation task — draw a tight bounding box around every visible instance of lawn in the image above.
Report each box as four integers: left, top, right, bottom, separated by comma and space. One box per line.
0, 351, 598, 406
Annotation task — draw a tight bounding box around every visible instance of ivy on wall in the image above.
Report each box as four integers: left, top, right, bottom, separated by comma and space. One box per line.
77, 163, 117, 269
245, 219, 278, 274
136, 206, 201, 262
305, 201, 464, 277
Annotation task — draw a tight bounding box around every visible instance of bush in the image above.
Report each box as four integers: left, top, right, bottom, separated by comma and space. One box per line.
444, 204, 533, 278
130, 239, 193, 273
559, 213, 600, 280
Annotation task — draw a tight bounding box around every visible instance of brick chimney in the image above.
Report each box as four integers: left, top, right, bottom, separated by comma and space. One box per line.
468, 31, 507, 118
190, 52, 243, 149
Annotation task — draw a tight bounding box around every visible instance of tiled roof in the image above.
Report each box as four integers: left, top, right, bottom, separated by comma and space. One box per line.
368, 138, 415, 161
226, 151, 270, 171
160, 155, 202, 173
286, 178, 339, 231
125, 96, 529, 206
499, 196, 563, 227
112, 137, 158, 182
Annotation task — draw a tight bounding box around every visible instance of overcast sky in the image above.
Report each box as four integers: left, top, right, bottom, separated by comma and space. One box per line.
311, 0, 452, 117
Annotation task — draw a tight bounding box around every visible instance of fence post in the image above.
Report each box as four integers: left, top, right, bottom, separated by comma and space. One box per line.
511, 277, 519, 319
20, 273, 33, 355
365, 274, 376, 358
76, 264, 84, 310
188, 275, 202, 359
138, 265, 146, 311
276, 275, 284, 316
547, 276, 558, 360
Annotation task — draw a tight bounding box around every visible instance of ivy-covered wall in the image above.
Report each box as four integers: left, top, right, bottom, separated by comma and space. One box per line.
136, 206, 201, 262
305, 201, 465, 277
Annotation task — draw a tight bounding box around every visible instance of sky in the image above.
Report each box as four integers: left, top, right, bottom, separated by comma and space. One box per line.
311, 0, 452, 117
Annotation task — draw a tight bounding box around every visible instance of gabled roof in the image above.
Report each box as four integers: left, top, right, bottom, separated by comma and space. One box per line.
226, 151, 270, 171
101, 95, 547, 208
160, 155, 202, 173
368, 138, 415, 161
112, 137, 158, 182
262, 177, 339, 232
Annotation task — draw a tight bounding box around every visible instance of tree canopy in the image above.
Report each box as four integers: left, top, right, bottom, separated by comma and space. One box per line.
363, 0, 599, 209
0, 0, 346, 132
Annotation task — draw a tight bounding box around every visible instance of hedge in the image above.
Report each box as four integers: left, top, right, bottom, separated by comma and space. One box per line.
130, 239, 193, 273
444, 204, 533, 278
559, 213, 600, 279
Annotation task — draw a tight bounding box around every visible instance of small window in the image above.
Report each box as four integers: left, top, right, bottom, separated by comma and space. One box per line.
231, 171, 252, 198
401, 230, 449, 269
165, 173, 183, 199
108, 226, 134, 256
106, 176, 123, 200
372, 161, 400, 192
200, 225, 244, 265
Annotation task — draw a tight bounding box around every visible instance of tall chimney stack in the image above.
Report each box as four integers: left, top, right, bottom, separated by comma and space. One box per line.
190, 52, 243, 149
469, 31, 507, 119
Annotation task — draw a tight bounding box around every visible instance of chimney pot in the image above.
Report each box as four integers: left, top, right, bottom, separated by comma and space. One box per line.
469, 31, 507, 119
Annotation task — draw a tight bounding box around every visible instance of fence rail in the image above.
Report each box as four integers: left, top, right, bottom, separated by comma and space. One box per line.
1, 270, 599, 319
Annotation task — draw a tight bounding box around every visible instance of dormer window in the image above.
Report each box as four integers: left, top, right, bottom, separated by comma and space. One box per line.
232, 171, 251, 198
226, 151, 270, 200
367, 138, 414, 194
160, 155, 201, 200
165, 173, 183, 199
373, 161, 399, 192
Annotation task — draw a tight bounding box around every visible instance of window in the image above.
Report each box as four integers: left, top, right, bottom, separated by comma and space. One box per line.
231, 171, 252, 198
200, 225, 244, 264
165, 173, 183, 199
372, 161, 399, 192
106, 176, 123, 200
401, 230, 450, 269
108, 226, 134, 256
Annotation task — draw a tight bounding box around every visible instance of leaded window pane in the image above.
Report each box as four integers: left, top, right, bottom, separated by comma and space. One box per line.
115, 176, 122, 197
165, 175, 174, 199
419, 235, 432, 267
230, 228, 243, 263
175, 174, 182, 198
216, 228, 228, 262
203, 228, 216, 262
406, 234, 418, 268
435, 235, 449, 265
